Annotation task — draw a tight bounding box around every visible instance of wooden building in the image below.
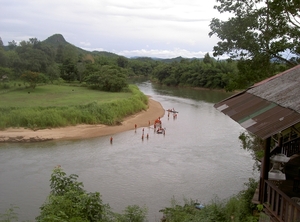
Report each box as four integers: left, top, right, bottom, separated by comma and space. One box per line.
214, 65, 300, 221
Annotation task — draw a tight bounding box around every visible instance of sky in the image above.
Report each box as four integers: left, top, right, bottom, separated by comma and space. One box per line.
1, 0, 230, 59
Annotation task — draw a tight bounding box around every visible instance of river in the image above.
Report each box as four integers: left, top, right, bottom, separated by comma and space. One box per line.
0, 81, 258, 221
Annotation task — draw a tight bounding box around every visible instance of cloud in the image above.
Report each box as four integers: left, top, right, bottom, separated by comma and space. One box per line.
116, 48, 229, 59
118, 48, 208, 58
0, 0, 230, 58
80, 41, 91, 47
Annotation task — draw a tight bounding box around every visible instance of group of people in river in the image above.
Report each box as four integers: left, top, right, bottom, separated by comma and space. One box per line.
133, 116, 166, 140
154, 117, 165, 135
112, 108, 178, 143
167, 108, 178, 119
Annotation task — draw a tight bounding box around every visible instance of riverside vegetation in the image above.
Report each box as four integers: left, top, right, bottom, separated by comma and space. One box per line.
0, 83, 148, 130
0, 167, 259, 222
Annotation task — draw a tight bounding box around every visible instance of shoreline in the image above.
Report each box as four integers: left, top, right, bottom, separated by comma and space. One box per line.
0, 98, 165, 143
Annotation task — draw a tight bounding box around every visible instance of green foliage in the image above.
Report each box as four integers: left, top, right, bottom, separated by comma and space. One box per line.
210, 0, 299, 64
20, 71, 41, 89
2, 34, 291, 92
160, 179, 259, 222
115, 205, 148, 222
84, 65, 128, 92
59, 58, 78, 82
160, 198, 203, 222
46, 64, 60, 83
0, 205, 19, 222
209, 0, 299, 88
36, 167, 109, 222
256, 204, 263, 212
1, 167, 148, 222
2, 34, 146, 90
235, 178, 259, 221
13, 39, 54, 73
35, 167, 148, 222
151, 58, 239, 90
117, 56, 129, 68
0, 84, 147, 129
235, 56, 279, 89
239, 132, 264, 170
0, 67, 13, 81
0, 170, 257, 222
128, 58, 156, 77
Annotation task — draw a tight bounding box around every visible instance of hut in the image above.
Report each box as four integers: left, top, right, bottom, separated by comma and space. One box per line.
214, 65, 300, 221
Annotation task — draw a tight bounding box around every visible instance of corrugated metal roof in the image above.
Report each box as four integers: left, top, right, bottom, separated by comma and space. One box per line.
214, 65, 300, 139
248, 65, 300, 113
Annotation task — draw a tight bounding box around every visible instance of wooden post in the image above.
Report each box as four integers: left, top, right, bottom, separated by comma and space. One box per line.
259, 137, 271, 203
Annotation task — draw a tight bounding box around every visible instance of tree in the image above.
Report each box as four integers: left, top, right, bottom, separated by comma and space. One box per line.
152, 64, 172, 84
85, 65, 128, 92
20, 71, 41, 89
239, 132, 264, 170
46, 64, 60, 83
209, 0, 300, 66
117, 56, 128, 68
0, 37, 3, 48
0, 48, 7, 67
55, 44, 64, 63
0, 67, 13, 82
36, 166, 148, 222
13, 38, 54, 73
5, 51, 23, 79
77, 61, 86, 83
128, 59, 155, 76
0, 205, 19, 222
36, 166, 110, 222
62, 44, 78, 64
60, 58, 78, 82
29, 37, 40, 46
203, 53, 214, 64
8, 40, 17, 50
116, 205, 148, 222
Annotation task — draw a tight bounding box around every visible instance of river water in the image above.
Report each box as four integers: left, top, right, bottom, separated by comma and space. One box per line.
0, 81, 258, 221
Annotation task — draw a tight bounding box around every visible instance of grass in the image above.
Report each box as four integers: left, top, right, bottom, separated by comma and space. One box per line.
0, 84, 131, 108
0, 83, 148, 129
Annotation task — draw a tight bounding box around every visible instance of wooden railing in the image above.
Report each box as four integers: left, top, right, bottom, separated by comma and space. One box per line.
263, 180, 300, 222
282, 137, 300, 157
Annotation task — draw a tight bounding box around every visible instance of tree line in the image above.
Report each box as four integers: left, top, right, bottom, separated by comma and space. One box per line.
0, 0, 299, 93
0, 35, 158, 92
0, 39, 296, 94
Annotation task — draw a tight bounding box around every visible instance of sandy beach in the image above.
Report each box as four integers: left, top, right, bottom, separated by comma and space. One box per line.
0, 99, 165, 143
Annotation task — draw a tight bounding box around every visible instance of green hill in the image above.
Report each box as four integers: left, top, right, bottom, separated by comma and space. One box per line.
43, 33, 69, 46
42, 34, 119, 58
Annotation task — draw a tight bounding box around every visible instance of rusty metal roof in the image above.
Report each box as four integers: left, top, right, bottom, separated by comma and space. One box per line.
214, 65, 300, 139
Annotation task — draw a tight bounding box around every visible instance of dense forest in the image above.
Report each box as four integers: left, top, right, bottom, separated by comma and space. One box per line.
0, 32, 296, 93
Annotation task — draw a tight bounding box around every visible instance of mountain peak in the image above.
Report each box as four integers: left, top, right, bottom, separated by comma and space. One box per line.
43, 34, 67, 45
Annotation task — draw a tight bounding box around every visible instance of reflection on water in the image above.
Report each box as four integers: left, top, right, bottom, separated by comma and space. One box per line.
0, 81, 257, 222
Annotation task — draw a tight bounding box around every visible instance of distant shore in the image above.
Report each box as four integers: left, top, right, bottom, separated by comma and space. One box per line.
0, 98, 165, 143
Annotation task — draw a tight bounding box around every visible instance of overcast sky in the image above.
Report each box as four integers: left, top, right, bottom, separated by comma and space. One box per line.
1, 0, 230, 59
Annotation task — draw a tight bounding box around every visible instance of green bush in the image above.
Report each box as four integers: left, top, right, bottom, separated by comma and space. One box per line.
159, 178, 259, 222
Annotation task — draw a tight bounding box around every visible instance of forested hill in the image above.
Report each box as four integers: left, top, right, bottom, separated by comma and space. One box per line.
43, 34, 69, 46
0, 33, 292, 92
43, 34, 120, 58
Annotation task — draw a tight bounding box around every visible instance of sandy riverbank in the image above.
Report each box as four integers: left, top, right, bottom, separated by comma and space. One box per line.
0, 99, 165, 143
